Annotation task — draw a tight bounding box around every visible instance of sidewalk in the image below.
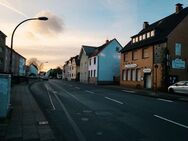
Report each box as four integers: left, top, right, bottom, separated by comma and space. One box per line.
102, 85, 188, 102
0, 83, 56, 141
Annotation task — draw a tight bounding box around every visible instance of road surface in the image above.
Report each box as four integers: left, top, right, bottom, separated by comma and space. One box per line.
30, 79, 188, 141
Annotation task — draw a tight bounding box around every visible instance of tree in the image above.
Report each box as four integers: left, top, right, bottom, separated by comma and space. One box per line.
27, 58, 44, 72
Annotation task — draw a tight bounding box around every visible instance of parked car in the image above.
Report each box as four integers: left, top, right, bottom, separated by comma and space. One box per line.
168, 81, 188, 94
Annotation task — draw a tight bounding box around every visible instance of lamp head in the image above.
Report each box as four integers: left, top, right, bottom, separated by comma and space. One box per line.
38, 17, 48, 21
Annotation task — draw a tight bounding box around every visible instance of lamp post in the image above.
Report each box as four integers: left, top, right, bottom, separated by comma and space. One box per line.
9, 17, 48, 74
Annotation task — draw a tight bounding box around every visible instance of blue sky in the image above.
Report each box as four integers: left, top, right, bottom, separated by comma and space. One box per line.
0, 0, 188, 70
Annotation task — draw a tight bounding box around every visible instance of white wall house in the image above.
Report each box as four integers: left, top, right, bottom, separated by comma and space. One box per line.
79, 46, 96, 83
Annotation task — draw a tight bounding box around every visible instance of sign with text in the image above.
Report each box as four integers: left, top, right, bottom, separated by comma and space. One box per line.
172, 58, 185, 69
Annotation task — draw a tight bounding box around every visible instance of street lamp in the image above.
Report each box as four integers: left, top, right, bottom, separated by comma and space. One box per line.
9, 17, 48, 74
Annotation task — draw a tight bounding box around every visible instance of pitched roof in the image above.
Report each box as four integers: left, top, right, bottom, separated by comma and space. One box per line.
121, 6, 188, 53
82, 46, 97, 56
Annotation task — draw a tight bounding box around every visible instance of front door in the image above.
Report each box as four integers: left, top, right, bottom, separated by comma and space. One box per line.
144, 73, 152, 89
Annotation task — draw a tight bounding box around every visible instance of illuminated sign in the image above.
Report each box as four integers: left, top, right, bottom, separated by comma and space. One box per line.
172, 58, 185, 69
143, 68, 151, 73
125, 64, 137, 68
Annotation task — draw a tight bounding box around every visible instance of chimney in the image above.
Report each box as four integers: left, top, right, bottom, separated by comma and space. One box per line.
143, 21, 149, 29
176, 3, 183, 14
106, 39, 109, 43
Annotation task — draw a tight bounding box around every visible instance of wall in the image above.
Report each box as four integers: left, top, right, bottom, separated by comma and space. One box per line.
80, 50, 89, 83
120, 45, 153, 88
98, 40, 121, 83
167, 14, 188, 81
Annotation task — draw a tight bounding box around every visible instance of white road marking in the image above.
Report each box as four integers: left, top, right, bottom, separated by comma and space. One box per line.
85, 90, 95, 94
53, 92, 86, 141
44, 84, 56, 110
154, 114, 188, 129
105, 97, 124, 105
157, 98, 173, 103
122, 90, 136, 93
75, 87, 80, 89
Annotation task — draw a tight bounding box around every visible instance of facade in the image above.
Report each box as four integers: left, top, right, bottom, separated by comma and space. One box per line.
63, 61, 69, 80
120, 3, 188, 90
79, 46, 96, 83
70, 55, 80, 81
27, 64, 38, 76
88, 39, 122, 84
0, 31, 26, 76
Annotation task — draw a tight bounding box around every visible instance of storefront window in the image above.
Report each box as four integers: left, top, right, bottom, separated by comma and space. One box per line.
122, 70, 127, 80
136, 69, 141, 81
127, 69, 131, 80
132, 69, 136, 81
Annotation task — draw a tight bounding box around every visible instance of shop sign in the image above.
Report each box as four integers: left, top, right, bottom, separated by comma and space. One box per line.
125, 64, 137, 68
172, 58, 185, 69
143, 68, 151, 73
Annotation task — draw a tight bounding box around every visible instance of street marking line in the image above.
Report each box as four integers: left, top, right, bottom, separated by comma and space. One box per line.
53, 92, 86, 141
157, 98, 173, 103
75, 87, 80, 89
154, 114, 188, 129
122, 90, 136, 93
85, 90, 95, 94
44, 84, 56, 110
105, 97, 124, 105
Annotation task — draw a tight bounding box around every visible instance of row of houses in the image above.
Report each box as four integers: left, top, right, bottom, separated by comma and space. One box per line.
63, 3, 188, 90
0, 31, 26, 76
63, 39, 122, 84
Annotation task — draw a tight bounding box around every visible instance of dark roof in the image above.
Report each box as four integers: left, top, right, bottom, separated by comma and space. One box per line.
121, 6, 188, 53
82, 46, 97, 56
90, 40, 113, 57
0, 31, 7, 37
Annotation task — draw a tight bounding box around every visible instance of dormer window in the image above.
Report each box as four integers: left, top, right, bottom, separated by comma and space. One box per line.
132, 38, 136, 43
147, 32, 150, 38
139, 35, 142, 41
143, 34, 146, 40
151, 30, 155, 37
135, 37, 139, 42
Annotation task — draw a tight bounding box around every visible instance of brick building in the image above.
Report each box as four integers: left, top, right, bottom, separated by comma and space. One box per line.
120, 4, 188, 90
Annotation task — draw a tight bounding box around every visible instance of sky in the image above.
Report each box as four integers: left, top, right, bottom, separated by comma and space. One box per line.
0, 0, 188, 71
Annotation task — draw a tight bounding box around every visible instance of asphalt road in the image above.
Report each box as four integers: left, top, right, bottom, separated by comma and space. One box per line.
30, 79, 188, 141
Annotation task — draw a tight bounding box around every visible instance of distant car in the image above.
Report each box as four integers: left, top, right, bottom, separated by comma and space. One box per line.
168, 81, 188, 94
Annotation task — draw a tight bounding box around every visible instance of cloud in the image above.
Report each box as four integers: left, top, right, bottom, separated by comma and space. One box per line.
28, 11, 64, 36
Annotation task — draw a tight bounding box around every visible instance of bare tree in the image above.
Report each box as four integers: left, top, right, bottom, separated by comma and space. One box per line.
27, 58, 44, 72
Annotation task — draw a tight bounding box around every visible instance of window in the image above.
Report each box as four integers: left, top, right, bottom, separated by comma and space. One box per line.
89, 59, 91, 65
88, 71, 90, 77
175, 43, 181, 56
124, 53, 128, 62
132, 50, 138, 60
132, 38, 136, 43
139, 35, 142, 41
143, 48, 149, 58
122, 70, 127, 80
94, 70, 96, 77
136, 69, 141, 81
151, 30, 155, 37
91, 70, 93, 77
94, 57, 96, 64
135, 37, 138, 42
147, 32, 150, 38
142, 34, 146, 40
127, 69, 131, 80
132, 69, 136, 81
